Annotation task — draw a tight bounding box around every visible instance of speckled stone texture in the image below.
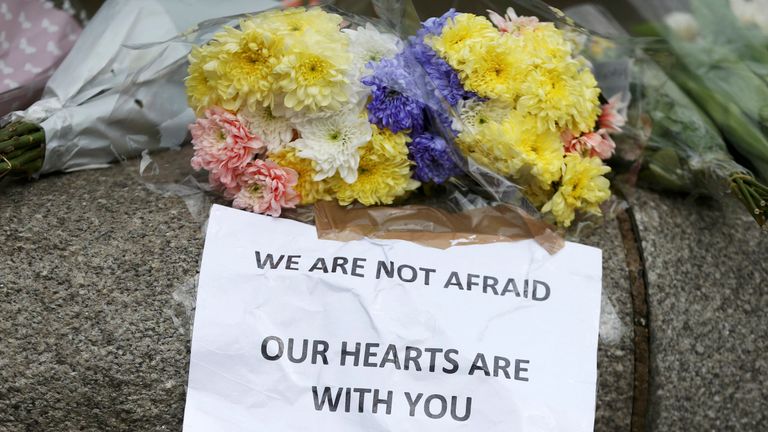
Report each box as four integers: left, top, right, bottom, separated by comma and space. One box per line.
582, 220, 634, 432
631, 190, 768, 431
0, 153, 635, 431
0, 161, 203, 431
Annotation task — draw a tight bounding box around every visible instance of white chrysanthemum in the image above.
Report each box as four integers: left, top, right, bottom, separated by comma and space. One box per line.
452, 99, 514, 134
730, 0, 768, 34
275, 86, 369, 122
663, 12, 700, 41
342, 23, 403, 78
241, 105, 295, 153
293, 108, 372, 183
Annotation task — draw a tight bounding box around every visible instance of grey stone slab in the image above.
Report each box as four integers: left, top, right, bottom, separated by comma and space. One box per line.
631, 189, 768, 431
0, 162, 202, 431
581, 221, 634, 432
0, 153, 634, 431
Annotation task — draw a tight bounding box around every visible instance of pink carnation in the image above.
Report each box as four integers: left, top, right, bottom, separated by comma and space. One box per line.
599, 94, 628, 133
231, 159, 300, 217
488, 8, 540, 33
563, 130, 616, 160
190, 106, 267, 189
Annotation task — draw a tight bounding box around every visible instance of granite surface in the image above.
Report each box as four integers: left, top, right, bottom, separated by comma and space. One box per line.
0, 161, 203, 431
7, 156, 767, 432
631, 190, 768, 431
0, 153, 636, 431
581, 220, 635, 432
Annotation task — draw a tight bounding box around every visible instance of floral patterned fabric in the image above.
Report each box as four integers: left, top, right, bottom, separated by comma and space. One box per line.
0, 0, 81, 115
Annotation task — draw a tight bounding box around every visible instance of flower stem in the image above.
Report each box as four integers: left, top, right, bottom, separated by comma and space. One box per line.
0, 130, 45, 153
730, 174, 768, 226
0, 121, 40, 142
0, 147, 44, 172
0, 121, 45, 178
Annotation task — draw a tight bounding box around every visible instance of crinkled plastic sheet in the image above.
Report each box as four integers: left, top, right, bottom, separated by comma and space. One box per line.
568, 3, 767, 228
122, 2, 558, 245
628, 0, 768, 224
137, 0, 634, 241
393, 0, 633, 238
152, 0, 627, 352
1, 0, 282, 173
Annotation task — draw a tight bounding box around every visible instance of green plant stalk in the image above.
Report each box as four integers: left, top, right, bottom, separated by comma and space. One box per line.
0, 121, 45, 178
0, 121, 39, 142
640, 147, 768, 227
0, 131, 45, 153
623, 56, 768, 227
668, 67, 768, 182
1, 147, 43, 170
731, 175, 768, 226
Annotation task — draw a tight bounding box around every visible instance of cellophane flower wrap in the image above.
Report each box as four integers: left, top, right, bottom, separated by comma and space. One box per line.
185, 7, 422, 217
562, 0, 768, 228
184, 4, 621, 230
385, 7, 620, 229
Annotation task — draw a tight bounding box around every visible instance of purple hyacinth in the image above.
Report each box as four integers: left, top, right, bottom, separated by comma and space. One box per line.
408, 132, 463, 184
362, 56, 426, 134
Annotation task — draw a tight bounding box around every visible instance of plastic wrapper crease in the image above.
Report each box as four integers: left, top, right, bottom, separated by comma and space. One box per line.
121, 1, 640, 256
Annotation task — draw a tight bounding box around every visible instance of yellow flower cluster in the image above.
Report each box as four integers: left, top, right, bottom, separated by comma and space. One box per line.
430, 13, 610, 227
333, 126, 420, 206
186, 8, 353, 115
428, 15, 600, 134
268, 125, 419, 207
542, 154, 611, 227
268, 146, 333, 205
458, 107, 562, 187
457, 100, 610, 227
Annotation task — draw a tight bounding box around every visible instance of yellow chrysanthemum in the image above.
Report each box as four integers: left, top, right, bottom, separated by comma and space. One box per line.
186, 44, 222, 114
212, 21, 284, 112
542, 154, 611, 227
274, 34, 352, 113
458, 110, 564, 186
523, 181, 555, 209
333, 127, 419, 206
454, 35, 526, 102
251, 7, 343, 38
502, 113, 565, 186
427, 13, 498, 69
454, 99, 513, 134
516, 61, 601, 134
366, 125, 410, 160
517, 23, 574, 66
457, 122, 516, 176
269, 146, 333, 205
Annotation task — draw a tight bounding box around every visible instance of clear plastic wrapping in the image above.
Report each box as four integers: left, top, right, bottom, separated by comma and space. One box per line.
570, 2, 768, 227
120, 0, 635, 250
1, 0, 281, 176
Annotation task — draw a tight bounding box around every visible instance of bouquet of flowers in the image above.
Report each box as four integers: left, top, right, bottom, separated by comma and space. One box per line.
186, 7, 419, 216
186, 5, 619, 229
376, 8, 620, 228
626, 0, 768, 225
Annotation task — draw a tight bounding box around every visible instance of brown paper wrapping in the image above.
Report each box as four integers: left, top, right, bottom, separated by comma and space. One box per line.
314, 201, 565, 255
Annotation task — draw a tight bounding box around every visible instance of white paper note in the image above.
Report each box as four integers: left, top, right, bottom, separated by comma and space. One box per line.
184, 205, 602, 432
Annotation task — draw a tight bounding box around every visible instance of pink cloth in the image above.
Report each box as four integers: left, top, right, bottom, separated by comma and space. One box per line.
0, 0, 81, 115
